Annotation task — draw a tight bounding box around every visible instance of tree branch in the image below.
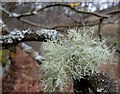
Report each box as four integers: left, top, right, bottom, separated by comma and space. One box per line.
19, 18, 49, 28
1, 3, 110, 19
64, 13, 81, 24
1, 29, 58, 49
48, 20, 115, 31
1, 3, 118, 29
107, 9, 120, 15
37, 4, 109, 18
98, 17, 103, 41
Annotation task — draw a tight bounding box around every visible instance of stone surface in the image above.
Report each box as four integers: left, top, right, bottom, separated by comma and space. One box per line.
2, 47, 44, 92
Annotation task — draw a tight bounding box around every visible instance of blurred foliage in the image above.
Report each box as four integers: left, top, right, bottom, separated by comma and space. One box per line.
0, 50, 13, 67
69, 3, 80, 7
106, 36, 118, 46
0, 50, 9, 67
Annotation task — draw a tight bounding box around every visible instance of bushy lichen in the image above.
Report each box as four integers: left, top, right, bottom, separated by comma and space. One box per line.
41, 27, 114, 92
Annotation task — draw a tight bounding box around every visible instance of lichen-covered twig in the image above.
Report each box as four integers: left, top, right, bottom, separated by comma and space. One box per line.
0, 29, 58, 49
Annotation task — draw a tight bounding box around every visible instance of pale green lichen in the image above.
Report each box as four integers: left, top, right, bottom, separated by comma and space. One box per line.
41, 27, 114, 92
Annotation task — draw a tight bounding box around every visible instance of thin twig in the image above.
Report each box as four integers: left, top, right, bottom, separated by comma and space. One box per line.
1, 3, 119, 29
98, 17, 103, 41
37, 4, 109, 18
19, 18, 48, 28
1, 4, 110, 19
64, 13, 80, 24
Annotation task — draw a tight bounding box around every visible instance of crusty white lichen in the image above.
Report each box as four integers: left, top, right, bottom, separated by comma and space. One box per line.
36, 29, 57, 40
0, 28, 57, 44
0, 29, 32, 43
41, 27, 114, 92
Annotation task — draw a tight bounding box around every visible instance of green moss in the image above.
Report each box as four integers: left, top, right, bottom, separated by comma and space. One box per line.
0, 50, 9, 66
0, 50, 13, 67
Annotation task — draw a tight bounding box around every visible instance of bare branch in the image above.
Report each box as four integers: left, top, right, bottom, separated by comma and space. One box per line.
49, 20, 115, 30
98, 18, 103, 41
0, 3, 119, 32
64, 13, 80, 24
0, 6, 34, 18
0, 6, 10, 15
0, 6, 47, 28
37, 4, 109, 18
107, 9, 120, 15
1, 3, 119, 28
116, 49, 120, 53
19, 18, 49, 28
1, 3, 110, 19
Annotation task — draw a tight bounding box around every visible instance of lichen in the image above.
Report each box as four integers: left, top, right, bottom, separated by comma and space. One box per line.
36, 29, 57, 40
0, 28, 58, 44
0, 29, 32, 43
41, 27, 114, 92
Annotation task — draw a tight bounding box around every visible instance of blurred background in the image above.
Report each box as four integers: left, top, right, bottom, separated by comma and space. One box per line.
0, 1, 120, 93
